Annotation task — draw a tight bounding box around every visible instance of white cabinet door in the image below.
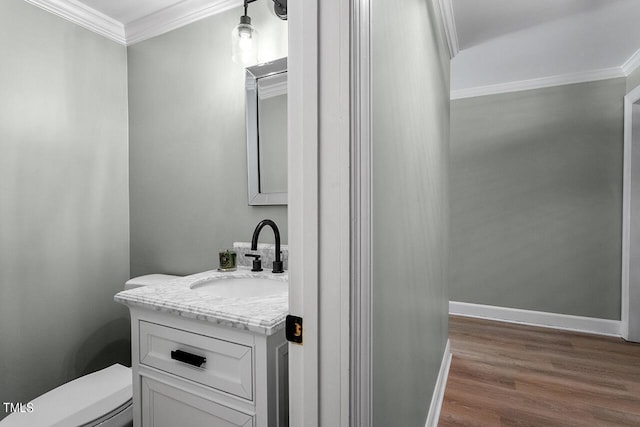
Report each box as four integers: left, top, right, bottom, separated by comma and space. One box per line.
141, 376, 253, 427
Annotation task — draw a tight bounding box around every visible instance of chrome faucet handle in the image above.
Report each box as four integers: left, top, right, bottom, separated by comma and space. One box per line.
245, 253, 263, 272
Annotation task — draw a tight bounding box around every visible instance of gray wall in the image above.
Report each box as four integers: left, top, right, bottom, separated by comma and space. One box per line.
128, 2, 288, 277
627, 67, 640, 93
371, 0, 450, 424
0, 0, 130, 418
450, 78, 625, 319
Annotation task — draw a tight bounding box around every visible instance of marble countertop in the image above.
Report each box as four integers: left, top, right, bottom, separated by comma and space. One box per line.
114, 267, 288, 335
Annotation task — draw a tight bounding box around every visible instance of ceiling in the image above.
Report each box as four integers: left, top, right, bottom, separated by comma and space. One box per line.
26, 0, 640, 98
79, 0, 184, 25
449, 0, 640, 97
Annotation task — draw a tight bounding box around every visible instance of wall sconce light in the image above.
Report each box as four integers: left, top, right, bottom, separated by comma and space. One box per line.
231, 0, 287, 66
273, 0, 287, 20
232, 0, 259, 65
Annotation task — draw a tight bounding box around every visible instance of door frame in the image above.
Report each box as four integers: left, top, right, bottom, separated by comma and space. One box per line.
622, 84, 640, 341
288, 0, 351, 424
350, 0, 373, 425
288, 0, 319, 423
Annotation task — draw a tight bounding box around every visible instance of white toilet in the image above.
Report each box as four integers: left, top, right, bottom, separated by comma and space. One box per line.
1, 274, 179, 427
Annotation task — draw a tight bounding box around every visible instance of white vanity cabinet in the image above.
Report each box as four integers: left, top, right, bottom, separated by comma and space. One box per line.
128, 308, 289, 427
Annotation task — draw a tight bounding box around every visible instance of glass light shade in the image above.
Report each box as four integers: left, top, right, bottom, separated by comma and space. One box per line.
231, 19, 259, 66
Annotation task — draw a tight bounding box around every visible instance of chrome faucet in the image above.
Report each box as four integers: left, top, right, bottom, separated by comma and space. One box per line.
250, 219, 284, 273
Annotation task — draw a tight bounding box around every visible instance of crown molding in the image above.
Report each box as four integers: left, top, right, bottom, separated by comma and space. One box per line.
437, 0, 459, 59
451, 67, 625, 100
25, 0, 244, 46
622, 48, 640, 76
125, 0, 243, 45
24, 0, 126, 45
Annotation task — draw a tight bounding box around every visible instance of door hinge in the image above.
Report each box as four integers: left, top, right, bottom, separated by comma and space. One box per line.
285, 315, 303, 345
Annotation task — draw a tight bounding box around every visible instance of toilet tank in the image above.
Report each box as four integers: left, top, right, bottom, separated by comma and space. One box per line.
124, 274, 180, 290
0, 364, 132, 427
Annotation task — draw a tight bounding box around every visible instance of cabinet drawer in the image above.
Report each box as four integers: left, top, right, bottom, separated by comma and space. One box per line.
142, 375, 253, 427
139, 321, 253, 400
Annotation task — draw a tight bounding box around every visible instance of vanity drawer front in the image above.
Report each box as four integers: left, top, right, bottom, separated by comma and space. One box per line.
139, 321, 253, 400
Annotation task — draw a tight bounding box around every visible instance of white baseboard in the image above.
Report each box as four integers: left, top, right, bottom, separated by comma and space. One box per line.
425, 339, 452, 427
449, 301, 621, 337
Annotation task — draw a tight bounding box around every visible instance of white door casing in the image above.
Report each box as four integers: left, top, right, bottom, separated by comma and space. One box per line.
350, 0, 373, 425
622, 84, 640, 342
317, 0, 352, 424
287, 0, 319, 423
288, 0, 351, 425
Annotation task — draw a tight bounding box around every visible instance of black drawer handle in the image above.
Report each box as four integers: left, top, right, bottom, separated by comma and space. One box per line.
171, 349, 206, 367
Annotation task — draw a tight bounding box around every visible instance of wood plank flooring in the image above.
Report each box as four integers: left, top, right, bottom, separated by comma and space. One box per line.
439, 315, 640, 426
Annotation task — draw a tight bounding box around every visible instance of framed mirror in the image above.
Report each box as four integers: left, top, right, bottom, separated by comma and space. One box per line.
245, 57, 287, 205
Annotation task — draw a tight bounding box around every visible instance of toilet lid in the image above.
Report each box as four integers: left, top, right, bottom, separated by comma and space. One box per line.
1, 364, 132, 427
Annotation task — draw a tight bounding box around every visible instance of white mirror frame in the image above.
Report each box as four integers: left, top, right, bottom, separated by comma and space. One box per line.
245, 57, 288, 205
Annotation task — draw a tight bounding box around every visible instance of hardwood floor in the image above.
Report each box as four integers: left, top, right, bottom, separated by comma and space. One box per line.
439, 315, 640, 426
